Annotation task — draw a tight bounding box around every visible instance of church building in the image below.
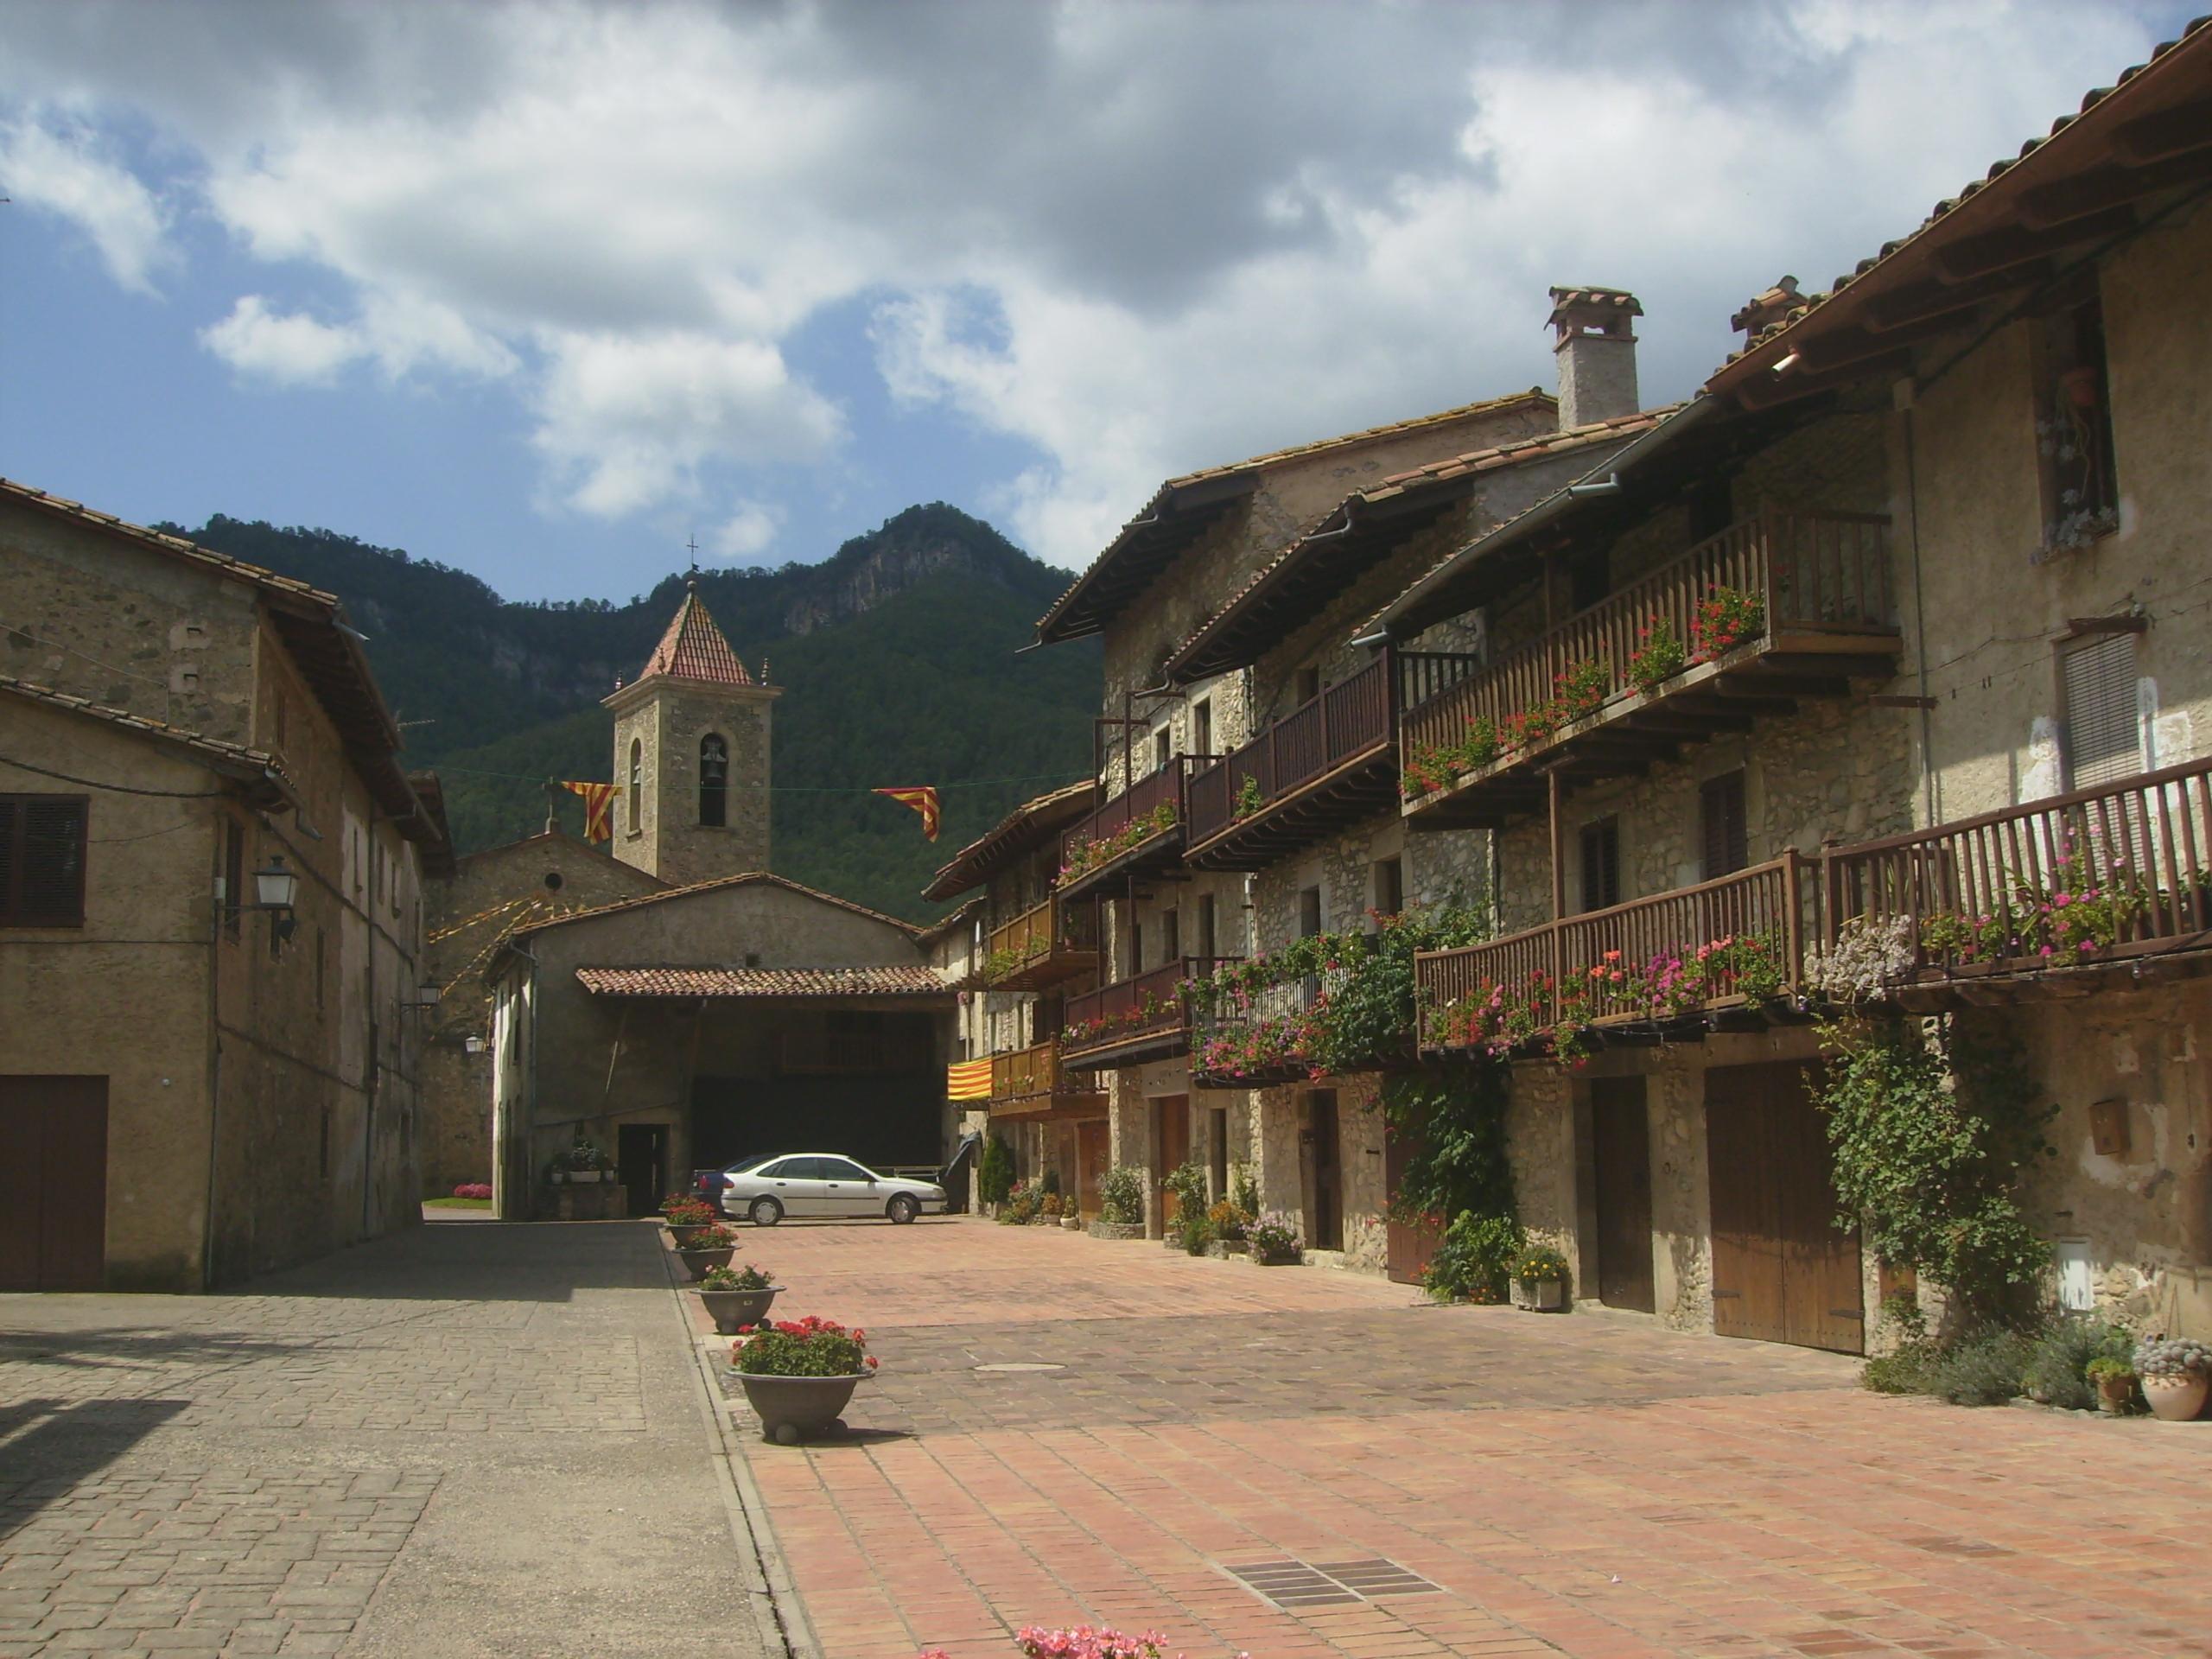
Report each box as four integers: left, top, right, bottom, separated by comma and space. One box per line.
424, 578, 957, 1219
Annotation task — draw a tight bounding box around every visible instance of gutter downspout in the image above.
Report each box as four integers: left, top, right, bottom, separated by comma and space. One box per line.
201, 810, 225, 1291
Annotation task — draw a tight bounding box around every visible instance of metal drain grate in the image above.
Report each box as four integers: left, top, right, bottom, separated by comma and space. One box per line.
1224, 1556, 1443, 1610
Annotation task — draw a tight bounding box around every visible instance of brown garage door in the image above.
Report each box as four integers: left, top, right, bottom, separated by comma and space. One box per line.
1383, 1120, 1444, 1287
0, 1075, 110, 1292
1706, 1060, 1864, 1354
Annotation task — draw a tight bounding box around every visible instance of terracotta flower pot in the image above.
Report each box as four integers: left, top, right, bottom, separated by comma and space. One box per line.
694, 1284, 781, 1335
675, 1246, 735, 1281
733, 1371, 869, 1445
2140, 1371, 2209, 1422
2094, 1372, 2136, 1414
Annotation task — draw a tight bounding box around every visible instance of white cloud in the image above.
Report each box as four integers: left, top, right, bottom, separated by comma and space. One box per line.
0, 112, 168, 293
711, 501, 780, 563
200, 296, 364, 385
0, 0, 2176, 564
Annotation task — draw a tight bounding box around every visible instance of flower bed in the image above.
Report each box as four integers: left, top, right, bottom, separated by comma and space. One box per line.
730, 1315, 877, 1377
1058, 803, 1178, 885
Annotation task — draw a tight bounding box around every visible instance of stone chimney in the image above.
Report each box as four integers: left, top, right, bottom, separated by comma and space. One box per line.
1548, 286, 1643, 429
1731, 275, 1801, 340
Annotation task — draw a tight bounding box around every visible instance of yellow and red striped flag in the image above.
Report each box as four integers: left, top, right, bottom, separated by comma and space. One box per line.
874, 785, 940, 841
946, 1057, 993, 1101
563, 780, 621, 842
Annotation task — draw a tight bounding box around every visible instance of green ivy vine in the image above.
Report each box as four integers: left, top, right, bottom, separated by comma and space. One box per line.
1377, 1064, 1521, 1300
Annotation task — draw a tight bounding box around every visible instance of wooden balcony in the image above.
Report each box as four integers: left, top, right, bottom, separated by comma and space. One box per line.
1060, 955, 1238, 1070
1185, 647, 1482, 870
1824, 754, 2212, 1007
984, 1039, 1108, 1123
1416, 855, 1814, 1055
1055, 757, 1195, 900
1190, 974, 1327, 1087
1400, 511, 1898, 828
984, 895, 1099, 991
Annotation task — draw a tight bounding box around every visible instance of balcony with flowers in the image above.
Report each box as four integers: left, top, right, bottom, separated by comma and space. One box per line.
982, 1039, 1108, 1123
982, 894, 1100, 992
1054, 758, 1195, 901
1399, 510, 1898, 829
1059, 955, 1238, 1070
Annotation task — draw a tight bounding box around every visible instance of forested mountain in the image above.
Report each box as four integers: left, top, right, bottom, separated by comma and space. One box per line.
168, 505, 1100, 919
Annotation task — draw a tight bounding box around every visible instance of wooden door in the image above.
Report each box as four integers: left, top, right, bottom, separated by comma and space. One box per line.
0, 1076, 109, 1292
617, 1122, 667, 1219
1305, 1090, 1341, 1251
1383, 1118, 1443, 1286
1076, 1121, 1108, 1221
1590, 1077, 1656, 1313
1706, 1061, 1863, 1354
1154, 1095, 1190, 1221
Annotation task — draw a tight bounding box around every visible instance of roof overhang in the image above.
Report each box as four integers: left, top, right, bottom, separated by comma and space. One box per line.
921, 779, 1100, 901
1033, 473, 1258, 645
574, 965, 955, 1002
0, 674, 302, 812
1708, 20, 2212, 410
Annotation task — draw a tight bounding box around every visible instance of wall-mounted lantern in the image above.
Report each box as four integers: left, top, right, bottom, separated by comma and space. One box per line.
241, 855, 299, 945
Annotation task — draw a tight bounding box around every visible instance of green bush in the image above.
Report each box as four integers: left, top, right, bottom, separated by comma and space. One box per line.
1039, 1165, 1062, 1197
978, 1135, 1014, 1206
1421, 1211, 1524, 1304
2023, 1317, 2135, 1410
1099, 1166, 1145, 1226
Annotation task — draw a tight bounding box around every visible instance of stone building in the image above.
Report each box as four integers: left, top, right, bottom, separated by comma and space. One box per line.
1374, 26, 2212, 1348
486, 872, 955, 1218
0, 484, 449, 1290
1031, 363, 1584, 1242
919, 781, 1104, 1214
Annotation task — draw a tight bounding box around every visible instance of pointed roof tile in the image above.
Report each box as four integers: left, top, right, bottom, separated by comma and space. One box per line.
639, 581, 753, 686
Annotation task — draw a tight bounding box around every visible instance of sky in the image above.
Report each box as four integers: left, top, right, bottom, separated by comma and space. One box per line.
0, 1, 2194, 601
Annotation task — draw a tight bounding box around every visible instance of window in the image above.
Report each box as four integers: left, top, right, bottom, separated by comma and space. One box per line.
1131, 920, 1144, 974
1699, 772, 1748, 880
0, 795, 88, 927
1160, 907, 1181, 963
699, 734, 728, 827
2061, 632, 2141, 789
627, 739, 643, 831
315, 925, 327, 1014
543, 870, 564, 891
1196, 893, 1217, 960
1580, 817, 1621, 912
223, 817, 245, 941
1569, 547, 1610, 613
1294, 666, 1321, 706
2037, 294, 2119, 550
1153, 725, 1172, 773
1372, 855, 1404, 919
1299, 885, 1323, 938
1688, 477, 1734, 544
1192, 698, 1213, 758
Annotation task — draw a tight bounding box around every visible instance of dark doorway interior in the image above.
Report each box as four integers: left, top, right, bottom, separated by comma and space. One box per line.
1303, 1089, 1341, 1251
1, 1075, 109, 1292
691, 1072, 943, 1174
1590, 1077, 1656, 1313
618, 1122, 669, 1218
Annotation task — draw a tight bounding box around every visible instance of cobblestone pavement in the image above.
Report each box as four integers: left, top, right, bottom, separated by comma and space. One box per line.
702, 1218, 2212, 1659
2, 1220, 764, 1659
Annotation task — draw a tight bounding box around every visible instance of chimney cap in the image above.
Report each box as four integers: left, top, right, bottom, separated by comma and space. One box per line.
1547, 287, 1643, 345
1731, 275, 1802, 338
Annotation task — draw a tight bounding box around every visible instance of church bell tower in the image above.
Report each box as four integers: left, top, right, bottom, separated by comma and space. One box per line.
604, 577, 779, 887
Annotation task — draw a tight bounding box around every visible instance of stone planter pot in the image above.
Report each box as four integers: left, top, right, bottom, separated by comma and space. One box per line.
1059, 1217, 1084, 1231
2140, 1371, 2209, 1422
675, 1246, 735, 1281
547, 1172, 566, 1185
2094, 1372, 2136, 1414
1089, 1220, 1144, 1241
1033, 1214, 1065, 1227
1204, 1239, 1249, 1259
1253, 1249, 1302, 1267
1516, 1278, 1567, 1312
694, 1283, 782, 1335
732, 1371, 869, 1445
569, 1169, 602, 1185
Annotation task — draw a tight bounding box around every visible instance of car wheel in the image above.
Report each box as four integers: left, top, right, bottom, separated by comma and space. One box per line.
749, 1196, 784, 1227
887, 1193, 918, 1225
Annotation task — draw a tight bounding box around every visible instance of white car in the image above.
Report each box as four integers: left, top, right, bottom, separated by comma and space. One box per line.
719, 1153, 946, 1226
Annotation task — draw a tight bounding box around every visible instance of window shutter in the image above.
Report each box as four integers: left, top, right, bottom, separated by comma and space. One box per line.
1580, 818, 1621, 912
2063, 633, 2140, 790
0, 800, 15, 918
6, 796, 87, 926
1700, 772, 1749, 880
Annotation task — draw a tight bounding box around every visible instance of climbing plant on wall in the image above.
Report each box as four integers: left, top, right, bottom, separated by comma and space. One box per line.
1377, 1063, 1518, 1300
1815, 1014, 2056, 1326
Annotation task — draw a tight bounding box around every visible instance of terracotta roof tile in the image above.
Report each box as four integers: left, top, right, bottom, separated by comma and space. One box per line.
638, 582, 753, 686
0, 673, 301, 803
575, 965, 950, 998
509, 869, 922, 939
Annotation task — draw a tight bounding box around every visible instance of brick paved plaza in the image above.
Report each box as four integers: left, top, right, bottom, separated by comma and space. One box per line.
8, 1217, 2210, 1659
705, 1218, 2212, 1659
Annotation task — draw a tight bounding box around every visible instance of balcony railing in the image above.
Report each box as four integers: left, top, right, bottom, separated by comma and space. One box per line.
1185, 647, 1483, 867
1416, 855, 1812, 1053
1824, 754, 2212, 986
985, 1039, 1107, 1121
1190, 973, 1325, 1086
1061, 955, 1238, 1068
1401, 510, 1896, 820
985, 895, 1100, 990
1056, 757, 1195, 896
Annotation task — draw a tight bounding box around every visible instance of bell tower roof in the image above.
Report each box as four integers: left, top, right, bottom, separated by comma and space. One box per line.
638, 579, 753, 688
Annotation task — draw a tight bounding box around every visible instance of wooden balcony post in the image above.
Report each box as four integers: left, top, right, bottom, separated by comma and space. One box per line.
1819, 840, 1840, 949
1548, 769, 1567, 923
1783, 848, 1804, 991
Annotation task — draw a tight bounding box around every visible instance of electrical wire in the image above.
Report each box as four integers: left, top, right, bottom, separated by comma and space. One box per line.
0, 753, 234, 797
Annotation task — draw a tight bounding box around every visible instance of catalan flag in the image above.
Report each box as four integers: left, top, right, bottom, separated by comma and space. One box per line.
946, 1057, 993, 1101
873, 785, 940, 841
562, 780, 621, 842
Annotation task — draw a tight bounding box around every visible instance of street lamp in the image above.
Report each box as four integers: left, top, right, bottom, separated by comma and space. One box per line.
403, 976, 442, 1014
247, 855, 299, 944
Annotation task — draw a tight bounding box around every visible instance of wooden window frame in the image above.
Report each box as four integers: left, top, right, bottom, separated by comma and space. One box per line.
1699, 771, 1750, 881
1580, 816, 1621, 914
0, 793, 90, 929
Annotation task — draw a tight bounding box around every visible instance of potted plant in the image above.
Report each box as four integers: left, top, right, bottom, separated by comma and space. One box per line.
2133, 1336, 2211, 1422
565, 1132, 605, 1184
1090, 1166, 1147, 1240
1249, 1211, 1302, 1265
661, 1197, 719, 1244
728, 1315, 877, 1445
1514, 1246, 1572, 1312
673, 1223, 739, 1281
2087, 1355, 2137, 1414
693, 1262, 781, 1334
1205, 1198, 1252, 1257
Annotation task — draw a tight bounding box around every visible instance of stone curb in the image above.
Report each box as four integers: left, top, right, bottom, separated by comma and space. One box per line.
658, 1230, 819, 1659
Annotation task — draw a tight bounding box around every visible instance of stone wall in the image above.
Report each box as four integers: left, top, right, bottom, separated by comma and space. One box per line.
609, 681, 775, 887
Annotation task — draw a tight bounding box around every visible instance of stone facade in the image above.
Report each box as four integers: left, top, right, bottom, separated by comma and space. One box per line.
0, 494, 442, 1289
607, 677, 776, 887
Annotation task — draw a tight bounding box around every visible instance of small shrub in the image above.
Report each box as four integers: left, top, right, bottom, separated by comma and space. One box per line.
1422, 1210, 1523, 1303
2021, 1316, 2133, 1410
1172, 1206, 1213, 1255
730, 1315, 875, 1377
1230, 1169, 1260, 1218
1206, 1198, 1251, 1243
451, 1182, 493, 1201
1098, 1166, 1146, 1226
2134, 1335, 2212, 1378
998, 1179, 1041, 1224
1877, 1325, 2036, 1407
978, 1135, 1015, 1206
1249, 1211, 1302, 1261
1039, 1165, 1062, 1197
1515, 1245, 1570, 1286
